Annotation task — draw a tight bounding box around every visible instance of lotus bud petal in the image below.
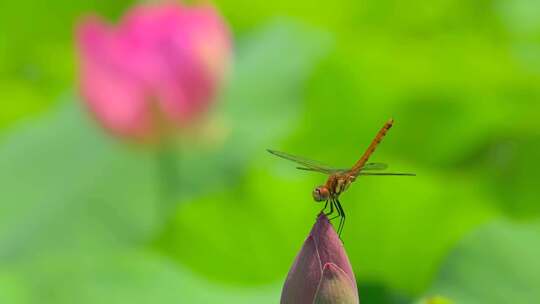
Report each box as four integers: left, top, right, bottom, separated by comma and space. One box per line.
281, 214, 359, 304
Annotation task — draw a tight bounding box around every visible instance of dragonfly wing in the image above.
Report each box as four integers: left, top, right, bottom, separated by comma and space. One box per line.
358, 172, 416, 176
361, 162, 388, 170
359, 163, 415, 176
267, 149, 340, 174
296, 166, 347, 174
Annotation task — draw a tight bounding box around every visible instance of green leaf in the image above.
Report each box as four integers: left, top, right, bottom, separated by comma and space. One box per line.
0, 249, 279, 304
416, 296, 454, 304
425, 220, 540, 303
0, 1, 133, 130
0, 101, 161, 259
220, 19, 331, 161
0, 273, 29, 304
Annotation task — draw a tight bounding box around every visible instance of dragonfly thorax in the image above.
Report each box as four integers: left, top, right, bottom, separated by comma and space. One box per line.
313, 185, 330, 202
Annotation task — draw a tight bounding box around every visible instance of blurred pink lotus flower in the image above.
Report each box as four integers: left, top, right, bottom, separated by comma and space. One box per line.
281, 214, 359, 304
76, 3, 231, 141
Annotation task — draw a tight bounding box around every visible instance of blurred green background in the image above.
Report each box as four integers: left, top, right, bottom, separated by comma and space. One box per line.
1, 0, 540, 303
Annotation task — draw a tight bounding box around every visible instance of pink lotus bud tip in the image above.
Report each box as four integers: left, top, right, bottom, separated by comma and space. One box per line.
281, 213, 359, 304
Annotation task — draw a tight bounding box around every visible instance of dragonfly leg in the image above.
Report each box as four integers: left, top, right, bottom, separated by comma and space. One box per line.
325, 200, 334, 217
336, 199, 346, 238
329, 199, 340, 220
320, 200, 328, 215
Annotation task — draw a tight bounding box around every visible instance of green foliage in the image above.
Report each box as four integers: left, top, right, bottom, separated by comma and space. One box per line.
0, 1, 132, 130
1, 0, 540, 303
0, 249, 279, 304
416, 296, 454, 304
425, 220, 540, 303
0, 102, 160, 255
0, 18, 328, 303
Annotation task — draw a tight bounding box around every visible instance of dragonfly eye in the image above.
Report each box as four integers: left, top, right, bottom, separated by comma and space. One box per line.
312, 186, 328, 202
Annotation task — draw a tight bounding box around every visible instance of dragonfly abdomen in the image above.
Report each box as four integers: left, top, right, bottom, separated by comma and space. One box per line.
350, 118, 393, 175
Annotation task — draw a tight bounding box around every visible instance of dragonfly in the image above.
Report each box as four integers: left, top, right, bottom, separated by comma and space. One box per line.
268, 118, 415, 237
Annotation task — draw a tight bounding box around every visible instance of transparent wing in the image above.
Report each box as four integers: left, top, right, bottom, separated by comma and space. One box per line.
267, 149, 340, 174
296, 166, 346, 174
361, 162, 388, 171
297, 162, 388, 173
358, 172, 416, 176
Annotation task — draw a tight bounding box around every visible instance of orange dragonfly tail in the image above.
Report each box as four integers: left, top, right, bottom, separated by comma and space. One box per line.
350, 118, 394, 175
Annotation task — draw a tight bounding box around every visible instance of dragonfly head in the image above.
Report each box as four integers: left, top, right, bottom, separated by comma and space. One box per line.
313, 186, 330, 202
